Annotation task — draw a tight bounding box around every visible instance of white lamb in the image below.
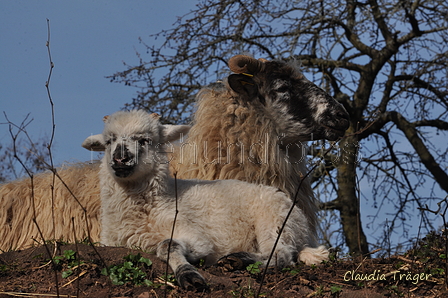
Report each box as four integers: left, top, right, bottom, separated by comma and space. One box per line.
99, 110, 328, 290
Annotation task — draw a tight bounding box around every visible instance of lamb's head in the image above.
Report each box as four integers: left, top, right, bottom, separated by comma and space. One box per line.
227, 55, 350, 142
102, 110, 189, 180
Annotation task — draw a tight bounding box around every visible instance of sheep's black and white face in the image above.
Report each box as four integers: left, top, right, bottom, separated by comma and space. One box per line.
228, 57, 350, 142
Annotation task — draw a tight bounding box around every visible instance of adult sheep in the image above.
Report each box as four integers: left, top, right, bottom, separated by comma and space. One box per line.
171, 55, 350, 245
99, 110, 328, 290
0, 163, 101, 251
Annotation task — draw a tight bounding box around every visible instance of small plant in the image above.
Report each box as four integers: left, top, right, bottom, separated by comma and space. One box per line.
52, 249, 83, 278
101, 253, 153, 286
328, 252, 338, 262
0, 264, 9, 276
77, 237, 98, 246
330, 284, 342, 295
394, 261, 404, 269
430, 267, 445, 276
53, 249, 77, 264
229, 283, 266, 297
282, 267, 301, 275
160, 273, 176, 284
32, 253, 44, 260
246, 261, 262, 275
314, 285, 325, 297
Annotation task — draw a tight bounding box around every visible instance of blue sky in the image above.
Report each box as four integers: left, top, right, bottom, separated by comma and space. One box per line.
0, 0, 196, 166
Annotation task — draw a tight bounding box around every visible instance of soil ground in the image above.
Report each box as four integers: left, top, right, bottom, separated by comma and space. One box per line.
0, 232, 446, 298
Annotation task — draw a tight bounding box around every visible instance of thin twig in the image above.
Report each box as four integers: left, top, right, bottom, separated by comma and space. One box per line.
45, 17, 57, 245
61, 271, 88, 288
164, 172, 179, 297
43, 18, 60, 298
0, 293, 70, 298
72, 217, 81, 298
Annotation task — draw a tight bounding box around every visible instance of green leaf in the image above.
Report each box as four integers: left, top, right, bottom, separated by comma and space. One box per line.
63, 250, 76, 260
139, 256, 153, 267
330, 285, 342, 294
53, 256, 63, 265
101, 253, 153, 286
246, 261, 262, 274
101, 267, 108, 276
62, 270, 73, 278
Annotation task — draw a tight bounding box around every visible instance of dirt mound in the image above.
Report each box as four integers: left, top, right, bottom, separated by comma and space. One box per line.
0, 232, 446, 297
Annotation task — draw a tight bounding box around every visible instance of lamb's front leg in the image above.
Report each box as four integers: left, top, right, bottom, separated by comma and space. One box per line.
156, 239, 208, 291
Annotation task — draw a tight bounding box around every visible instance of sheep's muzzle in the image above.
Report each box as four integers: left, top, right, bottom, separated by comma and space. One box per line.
111, 144, 136, 178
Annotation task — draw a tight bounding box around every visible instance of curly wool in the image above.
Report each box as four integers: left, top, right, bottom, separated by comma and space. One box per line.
0, 162, 101, 251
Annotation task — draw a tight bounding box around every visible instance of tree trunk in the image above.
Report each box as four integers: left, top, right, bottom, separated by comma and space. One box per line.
336, 128, 370, 256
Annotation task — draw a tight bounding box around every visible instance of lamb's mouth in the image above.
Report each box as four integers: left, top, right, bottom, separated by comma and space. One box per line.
112, 165, 135, 178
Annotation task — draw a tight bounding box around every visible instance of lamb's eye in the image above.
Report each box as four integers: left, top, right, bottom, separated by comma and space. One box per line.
105, 136, 116, 145
138, 138, 149, 146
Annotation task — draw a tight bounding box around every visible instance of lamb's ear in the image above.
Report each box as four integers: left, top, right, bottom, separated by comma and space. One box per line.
228, 74, 258, 98
162, 125, 191, 143
82, 134, 106, 151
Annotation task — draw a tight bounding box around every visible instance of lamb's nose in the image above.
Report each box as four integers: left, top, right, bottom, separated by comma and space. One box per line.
112, 145, 132, 164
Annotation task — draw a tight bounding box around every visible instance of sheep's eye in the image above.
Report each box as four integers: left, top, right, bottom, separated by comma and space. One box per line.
105, 139, 111, 146
276, 85, 289, 93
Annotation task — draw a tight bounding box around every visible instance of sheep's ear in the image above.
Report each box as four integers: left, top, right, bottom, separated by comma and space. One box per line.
162, 125, 191, 143
82, 134, 106, 151
228, 74, 258, 98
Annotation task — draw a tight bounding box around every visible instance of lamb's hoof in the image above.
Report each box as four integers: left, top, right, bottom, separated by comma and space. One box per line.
175, 264, 209, 292
217, 252, 255, 271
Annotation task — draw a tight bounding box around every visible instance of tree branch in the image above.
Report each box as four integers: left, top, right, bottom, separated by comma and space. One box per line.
368, 0, 394, 44
393, 75, 448, 109
377, 60, 397, 113
389, 111, 448, 192
295, 55, 365, 73
343, 0, 378, 57
320, 198, 341, 210
414, 119, 448, 130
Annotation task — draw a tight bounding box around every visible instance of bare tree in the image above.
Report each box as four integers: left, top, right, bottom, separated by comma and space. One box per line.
0, 114, 50, 183
110, 0, 448, 255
